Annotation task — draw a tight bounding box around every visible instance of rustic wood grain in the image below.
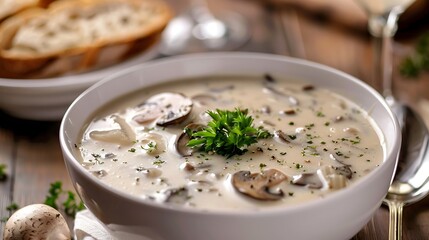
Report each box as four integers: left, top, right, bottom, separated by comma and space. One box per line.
1, 0, 429, 239
0, 114, 14, 232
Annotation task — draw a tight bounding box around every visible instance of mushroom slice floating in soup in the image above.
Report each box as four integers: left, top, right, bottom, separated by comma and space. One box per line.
292, 172, 324, 189
191, 94, 217, 106
140, 133, 166, 156
263, 75, 299, 106
232, 169, 288, 201
328, 153, 353, 179
274, 130, 293, 144
319, 165, 349, 190
164, 187, 190, 204
133, 92, 193, 126
292, 166, 349, 190
89, 115, 135, 145
176, 123, 205, 157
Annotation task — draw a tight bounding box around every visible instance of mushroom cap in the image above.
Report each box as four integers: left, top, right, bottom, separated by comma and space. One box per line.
133, 92, 193, 126
232, 169, 288, 201
3, 204, 70, 240
292, 173, 324, 189
176, 123, 205, 157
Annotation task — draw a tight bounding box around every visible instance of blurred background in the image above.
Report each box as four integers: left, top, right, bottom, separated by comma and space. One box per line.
1, 0, 429, 239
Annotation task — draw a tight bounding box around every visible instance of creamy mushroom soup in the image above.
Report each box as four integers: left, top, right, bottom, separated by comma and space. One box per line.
76, 75, 384, 211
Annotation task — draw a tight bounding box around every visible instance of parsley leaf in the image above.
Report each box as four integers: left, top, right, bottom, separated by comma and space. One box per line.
63, 191, 85, 217
44, 181, 85, 218
1, 202, 19, 222
187, 108, 272, 158
44, 181, 62, 210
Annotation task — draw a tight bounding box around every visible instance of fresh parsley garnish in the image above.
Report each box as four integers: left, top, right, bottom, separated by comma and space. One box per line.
44, 181, 85, 218
187, 108, 272, 158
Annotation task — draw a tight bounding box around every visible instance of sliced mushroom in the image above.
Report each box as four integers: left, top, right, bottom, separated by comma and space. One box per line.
232, 169, 288, 201
180, 162, 196, 172
140, 133, 165, 156
4, 204, 71, 240
89, 129, 130, 144
259, 105, 271, 114
260, 120, 276, 127
279, 109, 296, 115
292, 173, 324, 189
326, 174, 348, 189
133, 92, 193, 126
187, 180, 214, 192
89, 115, 135, 145
343, 127, 360, 136
274, 130, 289, 143
113, 115, 136, 140
329, 153, 348, 166
191, 94, 216, 106
263, 82, 299, 107
274, 130, 295, 144
328, 153, 353, 179
176, 123, 205, 157
319, 165, 350, 190
133, 102, 163, 124
333, 165, 353, 179
164, 187, 190, 204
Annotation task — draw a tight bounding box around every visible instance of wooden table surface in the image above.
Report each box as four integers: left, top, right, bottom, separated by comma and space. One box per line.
1, 0, 429, 239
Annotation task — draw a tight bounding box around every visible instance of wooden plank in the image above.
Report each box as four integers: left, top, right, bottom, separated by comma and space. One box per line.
0, 114, 77, 232
11, 120, 76, 227
0, 112, 15, 233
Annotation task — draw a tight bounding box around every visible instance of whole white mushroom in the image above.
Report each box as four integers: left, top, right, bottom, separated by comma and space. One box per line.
3, 204, 71, 240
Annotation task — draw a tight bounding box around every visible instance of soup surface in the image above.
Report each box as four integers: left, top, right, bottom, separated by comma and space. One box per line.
76, 76, 384, 211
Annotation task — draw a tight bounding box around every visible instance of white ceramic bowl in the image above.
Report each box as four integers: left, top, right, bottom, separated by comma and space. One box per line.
60, 53, 401, 240
0, 46, 158, 121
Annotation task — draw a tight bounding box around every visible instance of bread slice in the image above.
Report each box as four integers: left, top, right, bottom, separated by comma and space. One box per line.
0, 0, 56, 22
0, 0, 38, 21
0, 0, 172, 78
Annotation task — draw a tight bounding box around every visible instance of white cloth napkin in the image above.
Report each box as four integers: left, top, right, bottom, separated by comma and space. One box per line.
74, 210, 152, 240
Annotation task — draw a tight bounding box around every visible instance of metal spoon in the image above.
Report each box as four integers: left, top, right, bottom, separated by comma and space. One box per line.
383, 100, 429, 240
373, 21, 429, 240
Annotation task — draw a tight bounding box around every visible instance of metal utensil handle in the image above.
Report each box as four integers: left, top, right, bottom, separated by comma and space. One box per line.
387, 200, 405, 240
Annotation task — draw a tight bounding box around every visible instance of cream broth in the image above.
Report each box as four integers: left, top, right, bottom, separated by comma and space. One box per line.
77, 76, 384, 211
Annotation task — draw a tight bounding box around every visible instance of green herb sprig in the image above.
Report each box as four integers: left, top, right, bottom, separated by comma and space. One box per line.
187, 108, 272, 158
400, 32, 429, 78
44, 181, 85, 218
0, 164, 7, 181
1, 202, 19, 222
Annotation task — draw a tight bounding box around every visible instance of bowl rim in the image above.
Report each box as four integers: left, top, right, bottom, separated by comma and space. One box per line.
0, 44, 159, 89
60, 52, 401, 217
